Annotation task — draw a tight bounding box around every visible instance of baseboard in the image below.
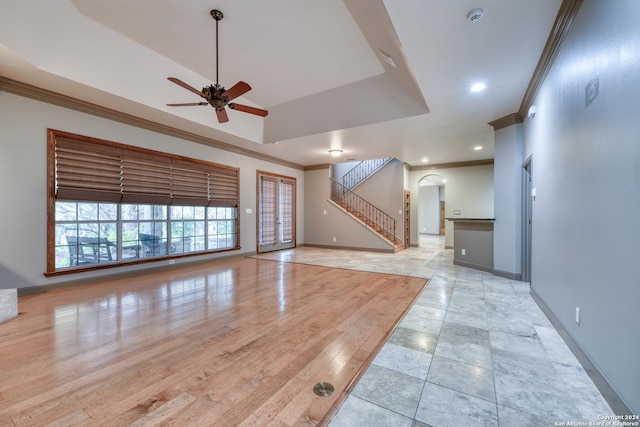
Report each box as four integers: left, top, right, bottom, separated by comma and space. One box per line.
492, 269, 522, 281
300, 244, 395, 254
530, 289, 633, 415
17, 250, 257, 296
453, 259, 493, 273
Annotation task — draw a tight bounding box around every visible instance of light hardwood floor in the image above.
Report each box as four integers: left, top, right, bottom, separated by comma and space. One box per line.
0, 257, 426, 426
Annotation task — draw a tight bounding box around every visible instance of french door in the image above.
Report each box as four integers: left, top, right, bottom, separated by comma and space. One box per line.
257, 172, 296, 253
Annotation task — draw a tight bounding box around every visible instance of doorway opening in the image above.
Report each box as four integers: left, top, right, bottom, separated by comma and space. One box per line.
418, 174, 446, 248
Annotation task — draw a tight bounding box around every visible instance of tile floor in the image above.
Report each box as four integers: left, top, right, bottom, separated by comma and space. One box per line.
256, 236, 614, 427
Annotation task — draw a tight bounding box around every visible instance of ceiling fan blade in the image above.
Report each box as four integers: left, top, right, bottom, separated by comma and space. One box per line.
228, 103, 269, 117
167, 77, 205, 98
223, 81, 251, 101
216, 108, 229, 123
167, 102, 209, 107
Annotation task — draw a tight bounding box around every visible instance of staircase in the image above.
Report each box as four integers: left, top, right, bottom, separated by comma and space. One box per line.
330, 178, 400, 249
342, 158, 393, 191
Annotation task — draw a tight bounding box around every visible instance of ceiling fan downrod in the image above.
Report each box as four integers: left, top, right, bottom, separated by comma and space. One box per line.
210, 9, 223, 87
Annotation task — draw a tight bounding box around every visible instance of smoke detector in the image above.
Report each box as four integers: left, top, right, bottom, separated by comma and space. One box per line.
467, 8, 484, 23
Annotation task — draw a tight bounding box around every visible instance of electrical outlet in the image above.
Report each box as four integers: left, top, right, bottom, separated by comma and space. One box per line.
461, 249, 466, 256
575, 307, 580, 325
333, 237, 337, 242
169, 259, 175, 265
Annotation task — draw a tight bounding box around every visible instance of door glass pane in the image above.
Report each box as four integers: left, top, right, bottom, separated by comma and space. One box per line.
259, 177, 277, 246
280, 180, 294, 243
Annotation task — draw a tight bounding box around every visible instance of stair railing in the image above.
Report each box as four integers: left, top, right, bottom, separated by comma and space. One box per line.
330, 178, 397, 244
341, 157, 393, 190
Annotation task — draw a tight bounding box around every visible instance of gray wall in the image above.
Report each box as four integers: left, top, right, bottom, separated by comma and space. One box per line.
419, 185, 440, 235
523, 0, 640, 413
0, 91, 304, 290
493, 124, 524, 278
453, 221, 494, 272
303, 167, 392, 251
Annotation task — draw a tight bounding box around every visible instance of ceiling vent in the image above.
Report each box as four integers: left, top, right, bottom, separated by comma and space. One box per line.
377, 48, 396, 68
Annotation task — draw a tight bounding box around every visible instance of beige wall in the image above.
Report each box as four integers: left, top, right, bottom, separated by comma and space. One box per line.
409, 164, 494, 247
0, 91, 304, 289
303, 167, 392, 251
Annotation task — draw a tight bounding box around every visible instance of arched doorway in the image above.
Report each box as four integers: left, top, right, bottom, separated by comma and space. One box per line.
418, 174, 446, 246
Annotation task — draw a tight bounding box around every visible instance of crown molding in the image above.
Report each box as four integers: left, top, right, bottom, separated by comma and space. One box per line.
303, 163, 331, 171
489, 113, 524, 131
518, 0, 584, 119
0, 76, 304, 170
409, 159, 493, 172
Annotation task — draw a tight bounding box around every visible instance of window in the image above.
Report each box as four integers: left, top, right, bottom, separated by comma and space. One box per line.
47, 129, 240, 274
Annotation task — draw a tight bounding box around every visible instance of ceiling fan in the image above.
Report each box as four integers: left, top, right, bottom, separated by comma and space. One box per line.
166, 9, 268, 123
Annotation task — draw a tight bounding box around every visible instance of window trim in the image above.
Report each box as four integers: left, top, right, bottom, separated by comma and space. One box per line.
46, 129, 241, 276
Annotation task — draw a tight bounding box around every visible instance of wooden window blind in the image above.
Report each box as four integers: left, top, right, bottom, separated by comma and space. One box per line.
121, 149, 172, 205
50, 129, 239, 208
210, 167, 239, 207
54, 137, 123, 202
171, 159, 210, 206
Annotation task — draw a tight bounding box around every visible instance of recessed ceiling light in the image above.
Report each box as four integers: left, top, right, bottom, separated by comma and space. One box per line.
474, 145, 483, 151
328, 149, 343, 157
422, 157, 429, 163
471, 82, 486, 92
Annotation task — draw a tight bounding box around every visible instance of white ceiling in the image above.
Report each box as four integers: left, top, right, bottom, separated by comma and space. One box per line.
0, 0, 561, 167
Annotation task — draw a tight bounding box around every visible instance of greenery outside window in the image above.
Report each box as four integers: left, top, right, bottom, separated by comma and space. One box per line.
47, 129, 240, 275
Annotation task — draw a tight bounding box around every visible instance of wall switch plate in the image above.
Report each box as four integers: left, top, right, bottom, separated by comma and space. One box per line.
461, 249, 466, 256
323, 210, 327, 215
245, 208, 253, 214
333, 237, 336, 242
575, 307, 580, 325
168, 259, 175, 265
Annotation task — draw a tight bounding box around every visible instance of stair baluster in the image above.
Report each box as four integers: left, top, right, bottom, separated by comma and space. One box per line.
342, 157, 393, 191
